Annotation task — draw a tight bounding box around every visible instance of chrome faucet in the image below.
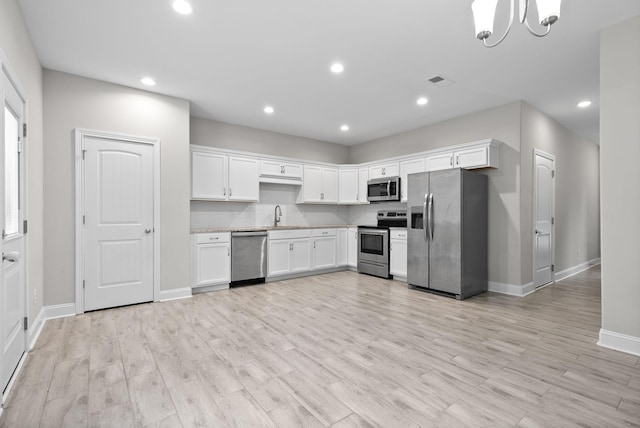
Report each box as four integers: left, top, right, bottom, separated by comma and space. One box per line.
274, 205, 283, 227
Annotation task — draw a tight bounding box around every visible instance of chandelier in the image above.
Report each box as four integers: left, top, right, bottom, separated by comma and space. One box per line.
472, 0, 562, 48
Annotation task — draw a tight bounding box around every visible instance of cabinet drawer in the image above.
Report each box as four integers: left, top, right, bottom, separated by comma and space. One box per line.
312, 228, 337, 237
390, 229, 407, 240
194, 232, 230, 244
269, 229, 312, 240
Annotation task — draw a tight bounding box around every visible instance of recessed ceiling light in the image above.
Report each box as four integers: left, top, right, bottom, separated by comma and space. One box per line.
330, 63, 344, 74
264, 106, 275, 114
577, 100, 592, 108
340, 124, 349, 132
172, 0, 193, 15
140, 77, 156, 86
416, 97, 428, 106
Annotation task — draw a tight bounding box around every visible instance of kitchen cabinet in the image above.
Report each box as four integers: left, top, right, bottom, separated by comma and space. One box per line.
302, 165, 338, 203
390, 229, 407, 279
190, 233, 231, 289
260, 159, 303, 183
426, 143, 499, 172
337, 228, 348, 266
268, 230, 312, 277
191, 150, 259, 201
338, 168, 358, 204
400, 158, 426, 202
347, 227, 358, 268
369, 162, 399, 180
312, 229, 337, 270
358, 168, 369, 204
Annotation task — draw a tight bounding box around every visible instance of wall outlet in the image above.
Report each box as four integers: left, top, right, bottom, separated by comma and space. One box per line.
33, 288, 37, 305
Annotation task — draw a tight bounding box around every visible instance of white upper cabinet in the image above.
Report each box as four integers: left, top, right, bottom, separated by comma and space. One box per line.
358, 168, 369, 204
338, 168, 358, 204
400, 158, 426, 202
369, 162, 400, 179
454, 146, 491, 169
191, 152, 228, 200
228, 156, 259, 201
302, 165, 338, 203
425, 152, 454, 172
260, 159, 303, 183
191, 151, 259, 202
426, 141, 499, 172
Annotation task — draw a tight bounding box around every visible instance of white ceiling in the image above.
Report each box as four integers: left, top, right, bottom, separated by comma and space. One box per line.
17, 0, 640, 146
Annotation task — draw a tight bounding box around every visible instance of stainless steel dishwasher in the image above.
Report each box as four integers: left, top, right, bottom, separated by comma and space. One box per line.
231, 231, 268, 285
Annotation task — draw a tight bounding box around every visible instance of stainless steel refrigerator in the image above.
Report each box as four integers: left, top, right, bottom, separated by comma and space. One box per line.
407, 168, 487, 299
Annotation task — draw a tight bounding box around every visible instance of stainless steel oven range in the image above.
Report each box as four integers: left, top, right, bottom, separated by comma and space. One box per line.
358, 210, 407, 279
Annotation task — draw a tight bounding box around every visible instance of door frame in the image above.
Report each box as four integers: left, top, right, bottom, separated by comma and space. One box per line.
532, 148, 556, 287
74, 129, 161, 314
1, 49, 29, 401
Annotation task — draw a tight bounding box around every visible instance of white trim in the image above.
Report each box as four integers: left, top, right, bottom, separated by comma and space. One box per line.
27, 307, 46, 350
488, 281, 535, 297
533, 149, 556, 289
598, 329, 640, 357
159, 287, 193, 302
192, 284, 229, 294
1, 351, 27, 406
42, 303, 76, 320
74, 129, 161, 313
555, 258, 601, 282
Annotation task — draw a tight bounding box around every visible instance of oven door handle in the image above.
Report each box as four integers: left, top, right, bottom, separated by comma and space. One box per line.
423, 192, 428, 241
428, 193, 434, 241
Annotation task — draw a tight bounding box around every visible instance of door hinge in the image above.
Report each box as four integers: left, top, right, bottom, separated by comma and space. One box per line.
23, 123, 27, 138
2, 229, 5, 239
23, 317, 28, 330
551, 217, 555, 225
23, 220, 28, 234
551, 170, 555, 178
82, 149, 87, 160
83, 215, 86, 225
551, 264, 555, 272
18, 138, 23, 153
83, 280, 85, 289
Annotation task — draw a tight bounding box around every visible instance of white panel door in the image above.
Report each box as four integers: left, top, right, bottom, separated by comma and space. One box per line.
228, 156, 259, 201
455, 146, 488, 169
358, 168, 369, 204
303, 166, 322, 202
533, 151, 555, 288
426, 152, 453, 171
192, 152, 227, 200
322, 167, 339, 203
313, 237, 337, 270
338, 169, 358, 204
400, 158, 426, 202
1, 72, 26, 392
290, 238, 311, 273
268, 240, 291, 276
195, 242, 230, 286
84, 137, 155, 311
347, 228, 358, 267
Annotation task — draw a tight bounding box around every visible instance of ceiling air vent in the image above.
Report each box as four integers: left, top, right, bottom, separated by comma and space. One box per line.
426, 75, 454, 87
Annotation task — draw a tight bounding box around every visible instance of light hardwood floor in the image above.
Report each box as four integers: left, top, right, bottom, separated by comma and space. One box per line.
1, 266, 639, 427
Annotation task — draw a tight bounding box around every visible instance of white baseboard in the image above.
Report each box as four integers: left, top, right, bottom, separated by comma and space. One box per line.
42, 303, 76, 319
555, 258, 601, 282
488, 281, 534, 297
192, 283, 229, 294
28, 307, 46, 350
159, 287, 192, 302
598, 329, 640, 357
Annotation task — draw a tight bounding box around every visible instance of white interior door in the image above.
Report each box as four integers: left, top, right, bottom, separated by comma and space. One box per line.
83, 136, 155, 311
1, 71, 27, 393
533, 150, 555, 288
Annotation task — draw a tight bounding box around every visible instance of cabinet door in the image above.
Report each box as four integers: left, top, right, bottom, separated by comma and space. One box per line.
291, 238, 312, 273
338, 169, 359, 204
268, 240, 291, 277
426, 152, 454, 172
303, 165, 323, 202
390, 239, 407, 277
322, 167, 339, 203
313, 236, 337, 270
195, 243, 230, 286
400, 158, 426, 202
228, 156, 259, 201
347, 228, 358, 267
454, 146, 488, 169
191, 152, 227, 200
261, 160, 303, 179
337, 229, 348, 266
281, 162, 303, 179
383, 162, 400, 177
358, 168, 369, 204
369, 165, 385, 179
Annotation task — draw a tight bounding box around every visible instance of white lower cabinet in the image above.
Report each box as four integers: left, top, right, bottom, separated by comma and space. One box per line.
312, 229, 337, 270
337, 228, 348, 266
390, 229, 407, 278
190, 233, 231, 289
268, 230, 312, 277
347, 227, 358, 267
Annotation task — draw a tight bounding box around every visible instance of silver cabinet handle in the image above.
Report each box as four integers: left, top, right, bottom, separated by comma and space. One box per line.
229, 189, 232, 196
227, 247, 230, 256
427, 193, 434, 241
423, 192, 428, 241
3, 252, 19, 262
224, 188, 226, 196
456, 155, 459, 166
145, 228, 152, 234
450, 156, 453, 166
209, 237, 219, 240
314, 241, 316, 249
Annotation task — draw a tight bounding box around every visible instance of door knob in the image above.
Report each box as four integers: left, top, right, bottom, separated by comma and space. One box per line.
145, 228, 152, 234
3, 252, 19, 262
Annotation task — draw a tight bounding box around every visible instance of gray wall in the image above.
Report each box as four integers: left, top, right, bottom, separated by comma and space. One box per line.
349, 102, 524, 287
520, 102, 601, 284
600, 16, 640, 339
0, 0, 44, 327
43, 70, 191, 305
191, 117, 349, 164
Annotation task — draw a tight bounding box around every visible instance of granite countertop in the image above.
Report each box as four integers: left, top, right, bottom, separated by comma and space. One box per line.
191, 225, 358, 234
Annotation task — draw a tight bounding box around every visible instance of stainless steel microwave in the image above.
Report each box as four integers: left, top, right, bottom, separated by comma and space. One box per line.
367, 176, 401, 202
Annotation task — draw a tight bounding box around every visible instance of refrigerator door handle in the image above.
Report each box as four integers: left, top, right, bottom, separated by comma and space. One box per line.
427, 193, 434, 241
423, 192, 428, 241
